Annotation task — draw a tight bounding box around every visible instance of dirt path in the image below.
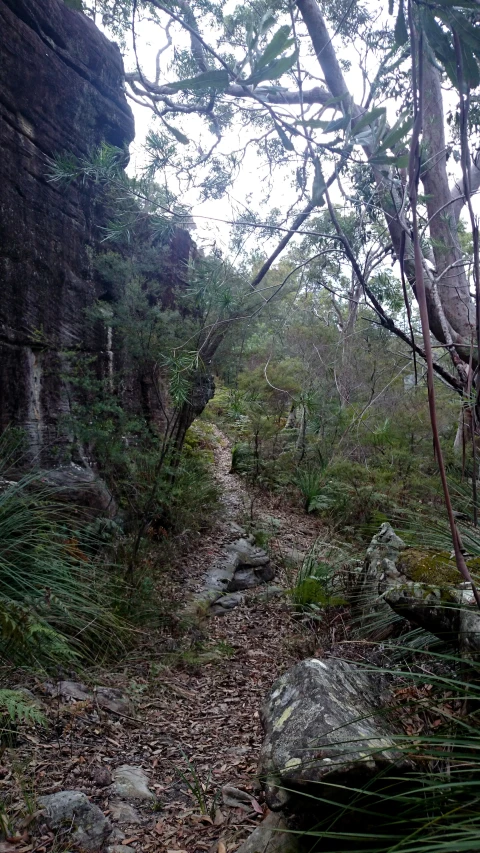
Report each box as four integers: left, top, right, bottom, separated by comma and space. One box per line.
2, 427, 324, 853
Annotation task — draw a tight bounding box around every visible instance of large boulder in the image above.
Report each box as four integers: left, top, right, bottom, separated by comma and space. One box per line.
258, 658, 410, 812
355, 524, 480, 656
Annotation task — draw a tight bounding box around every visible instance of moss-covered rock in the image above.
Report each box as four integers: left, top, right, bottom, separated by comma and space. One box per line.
398, 549, 480, 586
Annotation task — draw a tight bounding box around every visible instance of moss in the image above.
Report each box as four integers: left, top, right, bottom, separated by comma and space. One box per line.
398, 549, 480, 586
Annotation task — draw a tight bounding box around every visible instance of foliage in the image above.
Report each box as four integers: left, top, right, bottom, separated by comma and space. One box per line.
289, 541, 353, 614
0, 445, 126, 668
176, 752, 220, 820
0, 690, 46, 747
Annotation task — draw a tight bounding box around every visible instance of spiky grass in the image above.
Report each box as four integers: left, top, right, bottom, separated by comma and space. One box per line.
0, 473, 127, 668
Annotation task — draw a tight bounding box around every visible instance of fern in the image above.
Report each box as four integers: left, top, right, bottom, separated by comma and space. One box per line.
0, 689, 46, 747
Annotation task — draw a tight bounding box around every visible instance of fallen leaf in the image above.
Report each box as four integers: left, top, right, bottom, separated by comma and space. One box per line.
251, 798, 263, 815
218, 842, 226, 853
213, 808, 224, 825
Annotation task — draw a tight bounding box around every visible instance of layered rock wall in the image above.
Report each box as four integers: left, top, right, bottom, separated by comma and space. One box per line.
0, 0, 135, 465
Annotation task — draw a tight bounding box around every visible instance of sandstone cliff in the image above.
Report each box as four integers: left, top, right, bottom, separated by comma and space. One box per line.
0, 0, 135, 467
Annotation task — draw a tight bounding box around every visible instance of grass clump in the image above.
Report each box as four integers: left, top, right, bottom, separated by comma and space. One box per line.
0, 466, 127, 669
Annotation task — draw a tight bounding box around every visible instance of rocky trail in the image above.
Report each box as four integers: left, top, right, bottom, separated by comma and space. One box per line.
0, 428, 324, 853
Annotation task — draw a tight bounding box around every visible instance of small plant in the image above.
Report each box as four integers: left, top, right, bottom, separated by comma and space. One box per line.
176, 753, 219, 819
0, 690, 46, 747
294, 466, 324, 512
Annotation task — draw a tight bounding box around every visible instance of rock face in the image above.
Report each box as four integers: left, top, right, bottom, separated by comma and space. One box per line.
0, 0, 135, 467
0, 0, 215, 502
258, 658, 409, 812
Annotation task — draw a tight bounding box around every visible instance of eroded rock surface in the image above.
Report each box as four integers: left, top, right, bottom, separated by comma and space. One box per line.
235, 811, 301, 853
111, 765, 154, 801
38, 790, 111, 851
0, 0, 134, 466
258, 658, 408, 811
356, 523, 480, 655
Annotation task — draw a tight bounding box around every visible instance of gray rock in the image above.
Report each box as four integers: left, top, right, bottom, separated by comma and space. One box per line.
222, 785, 255, 811
235, 811, 301, 853
43, 680, 91, 702
258, 658, 409, 811
112, 766, 154, 801
256, 585, 284, 601
109, 828, 127, 842
228, 567, 261, 591
39, 466, 117, 518
354, 523, 408, 638
204, 554, 240, 594
106, 846, 135, 853
42, 681, 133, 716
227, 538, 270, 567
95, 687, 134, 716
228, 561, 275, 592
210, 592, 245, 615
38, 790, 111, 851
109, 801, 142, 825
355, 525, 480, 657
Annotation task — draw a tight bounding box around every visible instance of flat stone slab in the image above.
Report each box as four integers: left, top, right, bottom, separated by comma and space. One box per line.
210, 592, 245, 615
227, 538, 270, 567
112, 766, 154, 801
259, 658, 410, 810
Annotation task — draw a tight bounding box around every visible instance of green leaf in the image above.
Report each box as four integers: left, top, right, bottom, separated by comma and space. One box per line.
246, 50, 298, 85
162, 121, 189, 145
459, 41, 480, 88
323, 114, 351, 133
257, 25, 292, 68
377, 115, 413, 153
259, 11, 276, 36
167, 69, 230, 93
312, 158, 326, 205
274, 123, 295, 151
370, 153, 410, 167
352, 106, 386, 136
421, 9, 458, 84
395, 0, 409, 46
